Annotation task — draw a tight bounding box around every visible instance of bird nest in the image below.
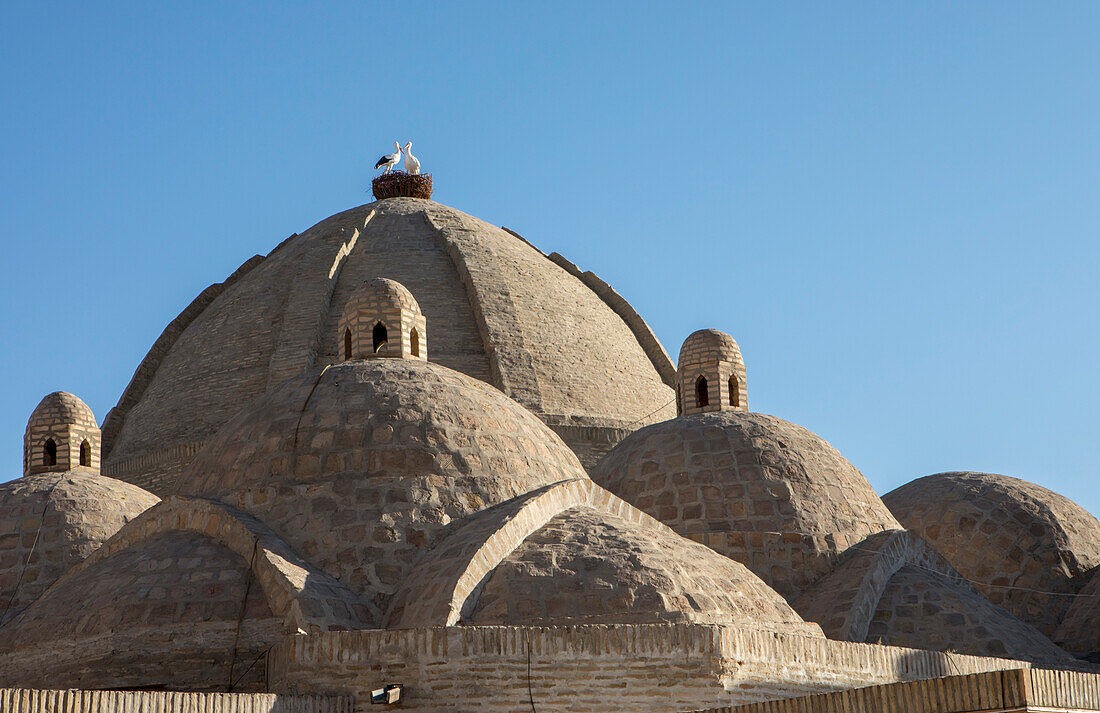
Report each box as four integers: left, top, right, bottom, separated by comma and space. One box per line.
372, 172, 433, 200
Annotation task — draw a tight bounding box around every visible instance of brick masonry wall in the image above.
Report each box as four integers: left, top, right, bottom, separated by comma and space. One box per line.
0, 688, 351, 713
697, 668, 1100, 713
267, 624, 1029, 713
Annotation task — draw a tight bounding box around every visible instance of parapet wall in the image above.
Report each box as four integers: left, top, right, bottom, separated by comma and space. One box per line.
268, 624, 1029, 713
0, 689, 350, 713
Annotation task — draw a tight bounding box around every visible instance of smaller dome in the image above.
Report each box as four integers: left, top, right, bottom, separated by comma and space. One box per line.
593, 411, 900, 599
0, 471, 158, 624
26, 392, 96, 427
358, 277, 422, 313
24, 392, 102, 476
677, 329, 743, 367
883, 471, 1100, 640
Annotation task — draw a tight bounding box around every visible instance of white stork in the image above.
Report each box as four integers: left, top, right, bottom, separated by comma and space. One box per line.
403, 142, 421, 175
374, 141, 402, 174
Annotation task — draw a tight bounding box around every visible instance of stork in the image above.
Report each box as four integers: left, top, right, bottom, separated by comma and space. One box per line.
374, 142, 402, 174
403, 142, 421, 175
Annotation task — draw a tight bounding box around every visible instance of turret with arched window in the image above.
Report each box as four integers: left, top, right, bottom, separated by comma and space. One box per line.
23, 392, 102, 476
676, 329, 747, 416
337, 277, 427, 362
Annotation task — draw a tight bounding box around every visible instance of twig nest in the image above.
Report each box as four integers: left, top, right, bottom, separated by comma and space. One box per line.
372, 171, 433, 200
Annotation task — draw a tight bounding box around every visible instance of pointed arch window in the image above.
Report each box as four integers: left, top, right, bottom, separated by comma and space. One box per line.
410, 328, 420, 357
695, 376, 709, 408
372, 322, 388, 353
344, 328, 353, 360
729, 375, 739, 407
44, 438, 57, 467
80, 440, 91, 467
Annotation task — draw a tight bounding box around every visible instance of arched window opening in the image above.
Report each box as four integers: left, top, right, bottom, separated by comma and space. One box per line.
695, 376, 709, 408
44, 438, 57, 467
729, 376, 739, 407
675, 384, 682, 416
80, 440, 91, 467
410, 328, 420, 357
344, 328, 352, 360
372, 322, 388, 353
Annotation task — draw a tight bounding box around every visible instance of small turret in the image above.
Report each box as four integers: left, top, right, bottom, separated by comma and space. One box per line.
676, 329, 747, 416
23, 392, 101, 476
338, 278, 427, 361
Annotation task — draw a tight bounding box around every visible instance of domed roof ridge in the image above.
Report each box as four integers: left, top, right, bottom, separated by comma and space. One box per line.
677, 329, 743, 366
103, 198, 676, 492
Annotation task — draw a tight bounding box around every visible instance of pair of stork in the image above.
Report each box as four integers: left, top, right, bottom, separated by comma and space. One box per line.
375, 142, 420, 175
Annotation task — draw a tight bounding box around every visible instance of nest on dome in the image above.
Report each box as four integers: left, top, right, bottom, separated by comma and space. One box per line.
372, 171, 433, 200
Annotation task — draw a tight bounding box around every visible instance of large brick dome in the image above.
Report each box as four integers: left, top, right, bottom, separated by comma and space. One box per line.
101, 198, 676, 493
0, 470, 158, 624
883, 471, 1100, 640
179, 358, 589, 614
592, 411, 901, 599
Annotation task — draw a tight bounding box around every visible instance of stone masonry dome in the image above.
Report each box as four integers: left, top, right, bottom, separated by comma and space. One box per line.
24, 392, 101, 476
0, 470, 158, 624
179, 357, 589, 615
357, 276, 421, 312
678, 329, 743, 363
101, 198, 677, 493
883, 471, 1100, 641
592, 411, 901, 599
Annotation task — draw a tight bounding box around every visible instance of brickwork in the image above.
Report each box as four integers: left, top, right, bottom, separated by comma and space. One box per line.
0, 529, 282, 691
699, 668, 1100, 713
180, 359, 588, 616
0, 689, 351, 713
864, 565, 1073, 663
337, 278, 427, 361
883, 471, 1100, 639
23, 392, 101, 476
593, 411, 900, 599
0, 471, 157, 624
677, 329, 748, 415
1054, 567, 1100, 659
794, 530, 967, 641
383, 477, 816, 634
469, 505, 819, 628
104, 198, 676, 495
268, 624, 1030, 713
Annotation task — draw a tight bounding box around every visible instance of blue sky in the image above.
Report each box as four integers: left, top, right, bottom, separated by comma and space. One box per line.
2, 3, 1097, 516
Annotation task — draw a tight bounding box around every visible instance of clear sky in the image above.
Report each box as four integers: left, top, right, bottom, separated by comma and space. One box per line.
2, 3, 1097, 516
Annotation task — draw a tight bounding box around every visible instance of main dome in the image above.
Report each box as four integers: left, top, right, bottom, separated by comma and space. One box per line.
101, 198, 676, 493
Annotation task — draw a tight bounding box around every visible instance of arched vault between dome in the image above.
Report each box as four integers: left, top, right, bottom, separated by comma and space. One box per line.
64, 496, 376, 633
385, 479, 688, 628
792, 529, 970, 642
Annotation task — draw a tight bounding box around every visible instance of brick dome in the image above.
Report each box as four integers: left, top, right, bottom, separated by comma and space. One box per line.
592, 411, 901, 599
467, 505, 820, 632
101, 198, 677, 493
0, 470, 158, 624
883, 471, 1100, 640
24, 392, 101, 476
677, 329, 743, 365
356, 277, 421, 313
179, 358, 589, 614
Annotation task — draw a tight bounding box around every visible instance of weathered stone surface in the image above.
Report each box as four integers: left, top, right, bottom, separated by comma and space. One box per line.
103, 198, 676, 491
865, 565, 1072, 663
593, 411, 901, 599
0, 530, 281, 691
0, 470, 158, 624
883, 471, 1100, 640
469, 505, 818, 630
179, 358, 589, 615
1056, 567, 1100, 659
